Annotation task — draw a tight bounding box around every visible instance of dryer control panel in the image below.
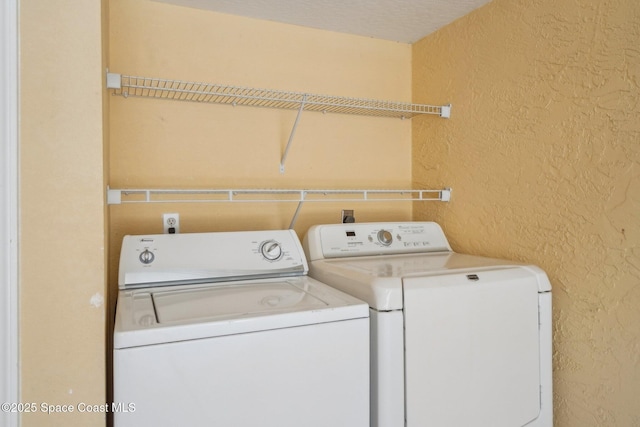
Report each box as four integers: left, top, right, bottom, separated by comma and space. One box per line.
304, 222, 453, 260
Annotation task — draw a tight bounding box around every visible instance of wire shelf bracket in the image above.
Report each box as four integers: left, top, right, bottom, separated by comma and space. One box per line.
280, 94, 307, 173
106, 72, 451, 173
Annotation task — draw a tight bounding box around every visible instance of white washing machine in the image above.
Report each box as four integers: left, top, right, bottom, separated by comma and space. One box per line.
303, 222, 552, 427
113, 229, 369, 427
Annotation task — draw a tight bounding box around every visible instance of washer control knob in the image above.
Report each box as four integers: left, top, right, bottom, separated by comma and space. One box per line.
377, 230, 393, 246
139, 249, 155, 264
260, 240, 283, 261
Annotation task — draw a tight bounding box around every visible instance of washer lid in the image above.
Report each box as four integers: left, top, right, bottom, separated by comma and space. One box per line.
114, 276, 368, 349
153, 281, 326, 323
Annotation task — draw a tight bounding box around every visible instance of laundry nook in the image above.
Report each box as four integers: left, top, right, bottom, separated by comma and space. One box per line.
7, 1, 640, 427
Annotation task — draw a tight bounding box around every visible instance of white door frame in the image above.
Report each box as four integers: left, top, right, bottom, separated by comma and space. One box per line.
1, 0, 20, 426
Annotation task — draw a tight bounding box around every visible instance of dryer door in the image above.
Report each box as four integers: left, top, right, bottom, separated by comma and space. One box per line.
403, 267, 541, 427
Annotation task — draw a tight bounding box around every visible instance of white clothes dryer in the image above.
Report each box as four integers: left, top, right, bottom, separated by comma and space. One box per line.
303, 222, 552, 427
113, 229, 369, 427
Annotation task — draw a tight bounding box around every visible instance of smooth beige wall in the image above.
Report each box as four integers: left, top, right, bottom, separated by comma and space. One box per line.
412, 0, 640, 425
20, 0, 107, 426
108, 0, 412, 194
108, 1, 413, 301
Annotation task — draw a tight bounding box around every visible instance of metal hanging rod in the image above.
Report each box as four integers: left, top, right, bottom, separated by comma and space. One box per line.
106, 187, 452, 205
107, 187, 452, 229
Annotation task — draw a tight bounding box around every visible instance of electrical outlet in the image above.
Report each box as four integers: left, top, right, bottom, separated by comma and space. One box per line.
163, 213, 180, 234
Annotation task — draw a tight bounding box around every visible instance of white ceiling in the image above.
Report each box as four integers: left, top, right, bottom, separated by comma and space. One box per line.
154, 0, 492, 43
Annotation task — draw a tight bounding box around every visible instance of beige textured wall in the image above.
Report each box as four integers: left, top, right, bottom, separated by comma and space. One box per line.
108, 1, 413, 302
19, 0, 107, 426
412, 0, 640, 425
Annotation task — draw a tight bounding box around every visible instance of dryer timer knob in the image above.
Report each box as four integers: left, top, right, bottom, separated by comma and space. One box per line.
377, 230, 393, 246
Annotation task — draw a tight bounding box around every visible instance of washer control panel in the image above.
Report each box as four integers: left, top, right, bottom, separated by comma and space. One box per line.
119, 229, 307, 289
304, 222, 453, 260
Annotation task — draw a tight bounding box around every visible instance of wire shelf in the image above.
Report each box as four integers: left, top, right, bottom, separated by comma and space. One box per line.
107, 73, 451, 119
